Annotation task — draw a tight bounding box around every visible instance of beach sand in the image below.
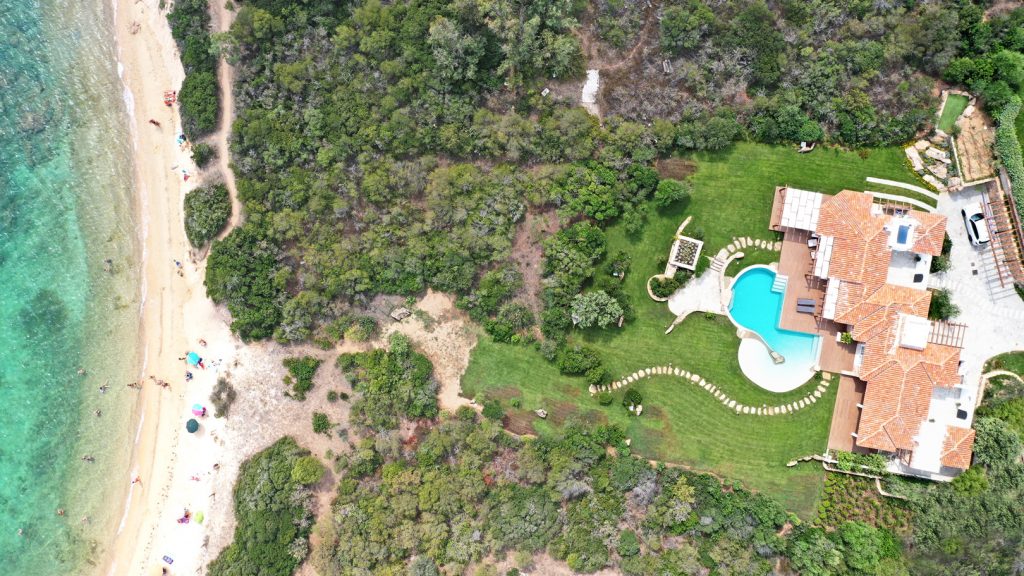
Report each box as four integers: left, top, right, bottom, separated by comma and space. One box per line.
104, 3, 481, 574
104, 1, 237, 573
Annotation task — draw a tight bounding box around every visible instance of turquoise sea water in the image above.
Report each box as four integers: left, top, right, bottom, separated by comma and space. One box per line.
1, 0, 141, 573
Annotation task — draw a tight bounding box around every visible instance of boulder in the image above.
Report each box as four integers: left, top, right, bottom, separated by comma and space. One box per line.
535, 409, 547, 419
905, 146, 925, 172
914, 139, 930, 151
390, 307, 412, 321
928, 163, 948, 179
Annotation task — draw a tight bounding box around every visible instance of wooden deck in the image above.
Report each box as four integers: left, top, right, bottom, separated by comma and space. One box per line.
827, 376, 869, 453
777, 228, 856, 374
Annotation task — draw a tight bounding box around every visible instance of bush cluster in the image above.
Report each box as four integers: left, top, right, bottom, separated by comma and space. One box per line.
166, 0, 219, 137
207, 437, 317, 575
995, 97, 1023, 218
183, 184, 231, 247
283, 356, 321, 400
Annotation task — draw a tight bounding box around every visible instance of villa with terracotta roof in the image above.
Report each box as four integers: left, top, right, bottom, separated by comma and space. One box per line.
769, 187, 976, 479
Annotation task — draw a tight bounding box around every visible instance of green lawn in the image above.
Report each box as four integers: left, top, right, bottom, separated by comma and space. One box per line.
985, 351, 1024, 376
462, 142, 926, 518
938, 94, 970, 133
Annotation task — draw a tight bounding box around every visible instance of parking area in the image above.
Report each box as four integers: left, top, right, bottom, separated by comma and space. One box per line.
932, 184, 1024, 395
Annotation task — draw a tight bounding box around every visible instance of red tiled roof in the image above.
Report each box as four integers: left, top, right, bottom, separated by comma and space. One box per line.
811, 190, 967, 464
941, 427, 975, 469
912, 212, 947, 256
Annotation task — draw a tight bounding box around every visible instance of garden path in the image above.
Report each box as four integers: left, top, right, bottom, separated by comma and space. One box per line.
589, 364, 832, 416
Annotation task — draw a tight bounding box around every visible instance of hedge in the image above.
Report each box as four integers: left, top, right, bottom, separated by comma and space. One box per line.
995, 96, 1023, 220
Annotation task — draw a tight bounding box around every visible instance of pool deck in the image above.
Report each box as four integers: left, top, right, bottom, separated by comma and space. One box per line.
777, 229, 856, 374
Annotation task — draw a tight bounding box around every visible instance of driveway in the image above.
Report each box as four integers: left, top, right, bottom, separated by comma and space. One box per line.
931, 184, 1024, 397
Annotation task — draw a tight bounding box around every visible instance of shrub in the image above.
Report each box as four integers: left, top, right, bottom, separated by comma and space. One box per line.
839, 332, 854, 345
928, 288, 960, 320
183, 184, 231, 247
312, 412, 331, 435
344, 316, 378, 342
623, 389, 642, 409
585, 366, 611, 386
617, 529, 640, 557
207, 437, 315, 576
178, 70, 219, 137
597, 392, 614, 405
930, 255, 951, 273
653, 178, 691, 208
995, 97, 1023, 218
327, 390, 338, 403
557, 345, 602, 375
482, 399, 505, 421
283, 356, 322, 400
951, 467, 988, 496
291, 455, 325, 485
650, 276, 681, 298
191, 142, 216, 168
209, 377, 237, 418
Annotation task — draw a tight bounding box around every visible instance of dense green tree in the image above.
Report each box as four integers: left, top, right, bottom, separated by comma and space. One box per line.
570, 290, 623, 329
183, 184, 231, 247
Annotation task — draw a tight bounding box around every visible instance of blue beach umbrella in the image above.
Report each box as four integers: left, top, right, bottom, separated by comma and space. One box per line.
186, 352, 201, 366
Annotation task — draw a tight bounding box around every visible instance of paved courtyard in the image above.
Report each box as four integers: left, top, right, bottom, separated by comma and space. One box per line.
931, 184, 1024, 404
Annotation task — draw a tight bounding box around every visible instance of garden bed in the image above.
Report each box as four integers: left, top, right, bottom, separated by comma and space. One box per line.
669, 236, 703, 270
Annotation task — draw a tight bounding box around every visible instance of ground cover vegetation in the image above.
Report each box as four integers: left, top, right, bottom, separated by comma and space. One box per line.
207, 437, 321, 576
283, 355, 321, 400
337, 333, 439, 432
166, 0, 219, 137
313, 411, 903, 575
209, 0, 1024, 570
209, 0, 950, 342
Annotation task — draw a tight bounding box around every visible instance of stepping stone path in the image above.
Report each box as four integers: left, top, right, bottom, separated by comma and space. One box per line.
590, 365, 834, 416
725, 237, 781, 255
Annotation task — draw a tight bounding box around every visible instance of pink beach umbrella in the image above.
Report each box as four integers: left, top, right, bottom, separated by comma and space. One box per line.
192, 404, 205, 416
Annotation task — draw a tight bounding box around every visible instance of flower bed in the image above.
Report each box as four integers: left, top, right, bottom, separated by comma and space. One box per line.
670, 236, 703, 270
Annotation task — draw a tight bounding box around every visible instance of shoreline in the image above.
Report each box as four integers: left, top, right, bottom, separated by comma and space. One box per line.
103, 1, 237, 574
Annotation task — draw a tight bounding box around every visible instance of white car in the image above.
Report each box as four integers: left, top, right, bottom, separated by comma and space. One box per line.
961, 202, 990, 246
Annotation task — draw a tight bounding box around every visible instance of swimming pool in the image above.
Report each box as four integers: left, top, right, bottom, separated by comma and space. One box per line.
728, 266, 820, 392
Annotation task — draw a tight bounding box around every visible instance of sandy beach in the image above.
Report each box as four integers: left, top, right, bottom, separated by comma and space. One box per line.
104, 0, 238, 573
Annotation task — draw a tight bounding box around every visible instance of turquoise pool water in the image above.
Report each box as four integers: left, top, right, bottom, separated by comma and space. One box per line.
728, 267, 819, 391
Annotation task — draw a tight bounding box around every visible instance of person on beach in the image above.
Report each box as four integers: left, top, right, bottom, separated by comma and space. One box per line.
94, 409, 101, 418
185, 371, 193, 382
99, 382, 109, 394
199, 339, 207, 347
77, 368, 87, 376
81, 455, 94, 463
132, 475, 142, 486
56, 509, 64, 516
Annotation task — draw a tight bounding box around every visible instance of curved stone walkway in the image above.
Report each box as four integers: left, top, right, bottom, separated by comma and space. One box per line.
982, 369, 1024, 384
589, 365, 831, 416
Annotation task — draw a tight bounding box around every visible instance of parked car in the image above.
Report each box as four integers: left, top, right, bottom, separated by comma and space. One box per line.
961, 202, 990, 246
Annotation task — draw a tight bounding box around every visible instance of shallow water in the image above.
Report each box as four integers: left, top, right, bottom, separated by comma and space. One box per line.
0, 0, 141, 573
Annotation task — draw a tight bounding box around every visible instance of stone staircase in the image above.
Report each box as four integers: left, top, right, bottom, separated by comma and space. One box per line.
710, 256, 727, 273
771, 273, 788, 293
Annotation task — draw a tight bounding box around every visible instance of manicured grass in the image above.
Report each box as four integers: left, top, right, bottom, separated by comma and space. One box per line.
938, 94, 970, 133
462, 143, 925, 517
984, 351, 1024, 376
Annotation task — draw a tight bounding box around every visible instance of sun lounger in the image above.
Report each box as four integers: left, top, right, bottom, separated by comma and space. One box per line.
796, 304, 816, 314
797, 298, 816, 306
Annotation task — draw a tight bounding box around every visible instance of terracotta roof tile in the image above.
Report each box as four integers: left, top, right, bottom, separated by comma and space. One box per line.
941, 427, 975, 469
911, 211, 948, 256
798, 188, 969, 467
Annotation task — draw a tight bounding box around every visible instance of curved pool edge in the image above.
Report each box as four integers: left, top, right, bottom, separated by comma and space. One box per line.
724, 264, 781, 356
726, 264, 823, 393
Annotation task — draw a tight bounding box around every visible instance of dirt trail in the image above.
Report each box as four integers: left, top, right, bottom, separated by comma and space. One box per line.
210, 1, 242, 237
